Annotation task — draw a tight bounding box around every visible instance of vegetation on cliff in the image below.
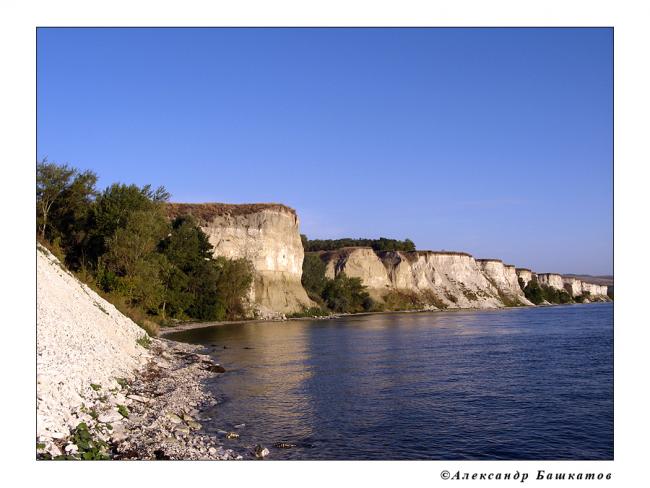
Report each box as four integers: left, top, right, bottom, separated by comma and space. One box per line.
301, 235, 416, 252
37, 160, 253, 333
519, 278, 573, 305
300, 254, 374, 314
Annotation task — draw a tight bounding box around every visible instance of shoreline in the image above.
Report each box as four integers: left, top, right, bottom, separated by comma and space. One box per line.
159, 300, 612, 337
38, 337, 244, 460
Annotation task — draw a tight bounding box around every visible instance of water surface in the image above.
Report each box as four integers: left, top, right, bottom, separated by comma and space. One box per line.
166, 303, 613, 460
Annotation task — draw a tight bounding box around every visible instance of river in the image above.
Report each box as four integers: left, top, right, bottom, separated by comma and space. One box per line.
165, 303, 613, 460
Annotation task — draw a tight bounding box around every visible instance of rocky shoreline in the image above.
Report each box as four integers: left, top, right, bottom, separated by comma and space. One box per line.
38, 338, 244, 460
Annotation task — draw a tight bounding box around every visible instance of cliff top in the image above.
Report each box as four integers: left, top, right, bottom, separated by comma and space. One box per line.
476, 258, 503, 263
516, 268, 532, 273
310, 248, 474, 259
416, 250, 473, 257
166, 202, 297, 221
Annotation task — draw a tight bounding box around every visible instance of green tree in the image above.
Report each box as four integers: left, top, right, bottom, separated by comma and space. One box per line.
85, 183, 169, 265
523, 279, 545, 305
301, 253, 328, 300
302, 236, 417, 252
321, 273, 371, 313
37, 160, 97, 245
158, 216, 217, 319
99, 209, 170, 313
214, 257, 254, 319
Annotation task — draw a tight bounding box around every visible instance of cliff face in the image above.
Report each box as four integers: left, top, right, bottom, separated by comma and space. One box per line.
537, 273, 565, 291
531, 272, 609, 300
477, 260, 533, 306
317, 248, 520, 309
166, 202, 610, 314
167, 203, 314, 316
516, 268, 533, 287
563, 277, 584, 296
317, 247, 610, 309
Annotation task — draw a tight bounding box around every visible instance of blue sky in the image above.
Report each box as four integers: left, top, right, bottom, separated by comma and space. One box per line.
37, 28, 613, 275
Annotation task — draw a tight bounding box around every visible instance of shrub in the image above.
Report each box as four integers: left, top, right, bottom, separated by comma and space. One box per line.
321, 273, 372, 313
137, 334, 151, 349
523, 279, 545, 305
382, 290, 425, 311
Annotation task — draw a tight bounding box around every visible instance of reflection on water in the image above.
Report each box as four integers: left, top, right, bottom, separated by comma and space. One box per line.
166, 303, 613, 460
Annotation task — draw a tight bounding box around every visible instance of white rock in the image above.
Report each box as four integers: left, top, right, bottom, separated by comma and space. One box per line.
65, 444, 78, 454
127, 394, 150, 404
98, 410, 123, 423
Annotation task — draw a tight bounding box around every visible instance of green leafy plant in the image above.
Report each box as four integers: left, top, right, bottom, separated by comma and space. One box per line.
117, 404, 129, 418
56, 422, 110, 460
136, 334, 151, 349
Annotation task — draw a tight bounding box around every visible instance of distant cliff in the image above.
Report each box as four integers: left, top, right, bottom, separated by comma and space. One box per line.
167, 203, 315, 317
167, 202, 610, 315
317, 248, 609, 310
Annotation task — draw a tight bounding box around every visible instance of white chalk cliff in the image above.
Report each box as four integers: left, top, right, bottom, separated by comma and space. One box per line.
167, 203, 315, 316
167, 202, 610, 313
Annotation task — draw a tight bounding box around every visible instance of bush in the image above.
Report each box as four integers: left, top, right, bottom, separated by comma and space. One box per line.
523, 278, 574, 305
321, 273, 372, 313
382, 290, 425, 311
523, 279, 545, 305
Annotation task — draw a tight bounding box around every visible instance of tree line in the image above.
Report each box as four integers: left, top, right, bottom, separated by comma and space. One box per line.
301, 235, 416, 253
37, 160, 253, 335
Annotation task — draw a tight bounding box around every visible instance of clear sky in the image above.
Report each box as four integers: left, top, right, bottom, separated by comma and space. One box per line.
37, 28, 613, 275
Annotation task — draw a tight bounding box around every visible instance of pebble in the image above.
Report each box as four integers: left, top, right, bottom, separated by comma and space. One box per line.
166, 412, 183, 424
253, 445, 270, 459
98, 410, 123, 423
127, 394, 150, 404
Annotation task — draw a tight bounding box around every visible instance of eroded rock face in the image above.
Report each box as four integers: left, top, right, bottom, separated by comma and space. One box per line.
402, 252, 503, 308
581, 282, 609, 297
516, 268, 533, 288
317, 249, 510, 309
563, 277, 584, 296
167, 203, 314, 315
478, 260, 532, 306
537, 273, 565, 291
166, 203, 610, 312
321, 247, 391, 295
